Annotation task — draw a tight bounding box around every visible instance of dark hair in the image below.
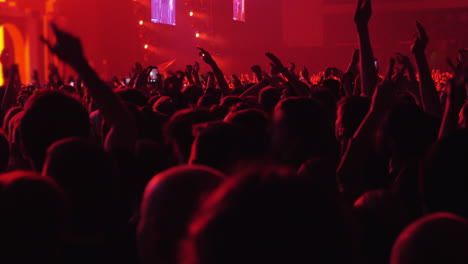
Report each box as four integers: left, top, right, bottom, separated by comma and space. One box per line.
164, 108, 214, 163
20, 90, 90, 170
421, 129, 468, 218
190, 121, 251, 173
336, 96, 371, 140
181, 165, 352, 264
138, 165, 225, 264
272, 97, 338, 167
0, 171, 65, 263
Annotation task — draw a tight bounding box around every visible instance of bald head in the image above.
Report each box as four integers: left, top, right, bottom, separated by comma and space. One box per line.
391, 213, 468, 264
138, 165, 225, 264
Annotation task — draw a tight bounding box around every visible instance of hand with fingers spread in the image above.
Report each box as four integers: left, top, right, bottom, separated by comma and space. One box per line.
354, 0, 372, 27
411, 22, 429, 55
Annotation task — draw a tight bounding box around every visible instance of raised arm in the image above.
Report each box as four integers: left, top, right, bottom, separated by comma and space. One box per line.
438, 51, 468, 139
354, 0, 378, 97
42, 23, 136, 151
337, 58, 397, 200
197, 48, 230, 96
1, 64, 20, 119
266, 52, 309, 97
411, 22, 442, 117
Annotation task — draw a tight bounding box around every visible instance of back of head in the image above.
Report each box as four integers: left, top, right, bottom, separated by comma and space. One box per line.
116, 88, 148, 107
421, 129, 468, 218
165, 108, 214, 163
220, 96, 243, 110
153, 96, 176, 116
391, 213, 468, 264
197, 94, 219, 109
0, 171, 65, 263
189, 121, 250, 173
336, 96, 371, 141
20, 90, 90, 170
182, 85, 204, 106
259, 86, 281, 115
181, 165, 352, 264
225, 108, 270, 155
138, 165, 225, 264
380, 103, 438, 159
43, 137, 114, 233
273, 97, 336, 166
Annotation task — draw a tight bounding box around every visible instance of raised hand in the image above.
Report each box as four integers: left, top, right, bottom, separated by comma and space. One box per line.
193, 61, 200, 74
251, 65, 261, 74
41, 23, 86, 67
371, 58, 396, 111
411, 22, 429, 55
351, 49, 360, 65
251, 65, 263, 82
198, 47, 216, 65
289, 63, 296, 76
266, 52, 287, 74
354, 0, 372, 27
301, 66, 310, 81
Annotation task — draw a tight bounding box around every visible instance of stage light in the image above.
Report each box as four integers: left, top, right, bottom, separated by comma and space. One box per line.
144, 44, 149, 49
195, 33, 200, 38
139, 20, 144, 25
189, 11, 194, 17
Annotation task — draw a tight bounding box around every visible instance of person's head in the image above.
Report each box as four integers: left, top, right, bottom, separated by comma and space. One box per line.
198, 94, 219, 109
272, 97, 336, 167
182, 85, 204, 106
165, 108, 214, 164
380, 103, 438, 161
189, 121, 251, 173
421, 129, 468, 218
43, 137, 114, 234
59, 84, 78, 95
153, 96, 176, 116
20, 90, 90, 170
336, 96, 371, 142
0, 171, 65, 263
181, 165, 352, 264
225, 108, 270, 156
220, 96, 243, 110
458, 103, 468, 129
391, 213, 468, 264
116, 88, 148, 107
0, 132, 9, 172
2, 106, 22, 136
321, 78, 341, 99
138, 165, 225, 264
259, 86, 281, 115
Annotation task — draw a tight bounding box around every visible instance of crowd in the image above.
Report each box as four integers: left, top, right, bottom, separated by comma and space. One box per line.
0, 0, 467, 263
